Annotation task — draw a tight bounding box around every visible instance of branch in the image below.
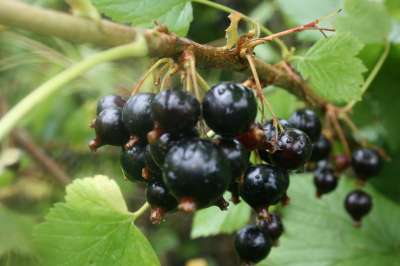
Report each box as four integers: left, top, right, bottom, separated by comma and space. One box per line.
0, 0, 326, 107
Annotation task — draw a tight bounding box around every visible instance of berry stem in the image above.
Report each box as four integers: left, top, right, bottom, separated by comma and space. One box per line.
0, 36, 148, 141
131, 202, 150, 221
191, 0, 290, 56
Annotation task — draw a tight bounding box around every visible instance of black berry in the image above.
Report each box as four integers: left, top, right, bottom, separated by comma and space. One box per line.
120, 143, 147, 182
96, 95, 125, 115
257, 213, 284, 242
122, 93, 154, 139
163, 139, 231, 211
240, 164, 289, 218
235, 225, 271, 264
151, 89, 201, 134
288, 109, 321, 141
143, 145, 162, 180
263, 119, 290, 142
344, 190, 372, 226
216, 138, 249, 180
270, 128, 312, 170
89, 108, 128, 150
202, 82, 257, 137
351, 148, 383, 180
313, 169, 338, 198
146, 180, 178, 224
310, 135, 331, 162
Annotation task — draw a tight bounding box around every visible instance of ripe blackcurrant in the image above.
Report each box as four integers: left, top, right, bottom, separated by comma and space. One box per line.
120, 143, 147, 182
122, 93, 154, 140
202, 82, 257, 137
89, 108, 128, 150
288, 109, 321, 141
96, 95, 125, 115
146, 180, 178, 224
149, 129, 198, 168
310, 135, 331, 162
216, 138, 249, 203
151, 89, 201, 134
351, 148, 383, 180
240, 164, 289, 218
257, 213, 284, 243
143, 145, 162, 180
313, 169, 338, 198
263, 119, 290, 142
270, 128, 312, 170
235, 225, 271, 264
163, 139, 231, 211
344, 190, 372, 226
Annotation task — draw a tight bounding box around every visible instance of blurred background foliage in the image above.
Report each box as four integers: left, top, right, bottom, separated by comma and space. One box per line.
0, 0, 399, 265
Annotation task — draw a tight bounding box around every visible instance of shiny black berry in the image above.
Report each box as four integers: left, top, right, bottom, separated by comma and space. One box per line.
351, 148, 383, 180
96, 95, 125, 114
122, 93, 154, 139
310, 135, 331, 162
149, 130, 198, 168
313, 169, 338, 198
235, 225, 271, 264
143, 145, 162, 180
263, 119, 290, 142
240, 164, 289, 218
271, 128, 312, 170
288, 109, 321, 141
216, 138, 249, 180
89, 108, 128, 150
257, 213, 284, 242
202, 83, 257, 137
146, 180, 178, 224
344, 190, 372, 226
120, 144, 146, 182
151, 89, 201, 134
163, 139, 231, 211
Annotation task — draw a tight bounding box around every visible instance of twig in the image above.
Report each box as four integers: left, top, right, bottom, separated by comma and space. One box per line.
12, 130, 71, 185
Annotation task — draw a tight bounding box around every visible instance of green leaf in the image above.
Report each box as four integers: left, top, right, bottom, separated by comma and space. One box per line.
260, 174, 400, 266
91, 0, 193, 36
191, 197, 251, 239
0, 208, 36, 259
336, 0, 391, 44
34, 175, 160, 266
295, 33, 367, 104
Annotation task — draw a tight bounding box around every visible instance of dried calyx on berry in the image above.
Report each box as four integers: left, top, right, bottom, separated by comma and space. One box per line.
344, 189, 372, 227
239, 164, 289, 219
163, 139, 231, 212
146, 179, 178, 224
351, 148, 383, 181
202, 82, 257, 137
235, 225, 272, 264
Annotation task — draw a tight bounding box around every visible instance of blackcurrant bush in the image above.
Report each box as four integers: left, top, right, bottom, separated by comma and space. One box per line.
163, 139, 231, 211
96, 95, 125, 115
257, 213, 284, 243
270, 128, 312, 170
235, 225, 271, 264
351, 148, 383, 180
313, 169, 338, 198
143, 145, 162, 180
89, 108, 128, 150
122, 93, 154, 139
151, 89, 201, 134
202, 82, 257, 137
310, 135, 331, 162
344, 190, 372, 226
120, 143, 147, 182
288, 109, 321, 141
146, 180, 178, 224
239, 164, 289, 218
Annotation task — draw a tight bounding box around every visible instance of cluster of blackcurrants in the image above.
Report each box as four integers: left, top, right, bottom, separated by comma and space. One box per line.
89, 82, 383, 265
